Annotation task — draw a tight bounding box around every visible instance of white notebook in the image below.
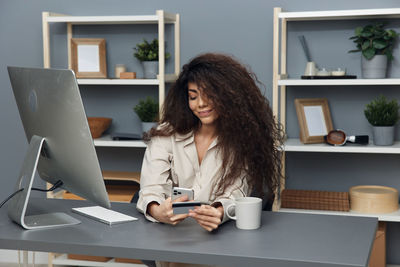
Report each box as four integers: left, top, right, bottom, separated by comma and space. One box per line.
72, 206, 138, 225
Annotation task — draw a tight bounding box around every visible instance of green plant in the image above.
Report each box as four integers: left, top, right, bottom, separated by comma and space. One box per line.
133, 38, 171, 61
364, 95, 399, 126
349, 23, 398, 60
133, 96, 159, 122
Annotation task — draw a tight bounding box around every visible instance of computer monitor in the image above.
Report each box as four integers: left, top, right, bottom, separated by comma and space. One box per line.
7, 66, 111, 230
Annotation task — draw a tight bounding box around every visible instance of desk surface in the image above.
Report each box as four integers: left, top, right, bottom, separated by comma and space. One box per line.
0, 198, 377, 267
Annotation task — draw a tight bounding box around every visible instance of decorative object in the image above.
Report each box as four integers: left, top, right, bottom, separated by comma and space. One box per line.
281, 189, 350, 212
304, 62, 317, 76
299, 35, 318, 77
133, 38, 170, 79
294, 98, 333, 144
301, 75, 356, 80
350, 185, 398, 214
364, 95, 399, 145
120, 72, 136, 79
349, 23, 398, 78
71, 38, 107, 78
331, 68, 346, 76
317, 68, 330, 76
133, 96, 159, 133
114, 64, 126, 78
87, 117, 112, 138
324, 129, 369, 146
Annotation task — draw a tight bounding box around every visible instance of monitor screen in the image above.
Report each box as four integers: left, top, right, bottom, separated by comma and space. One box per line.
7, 66, 110, 229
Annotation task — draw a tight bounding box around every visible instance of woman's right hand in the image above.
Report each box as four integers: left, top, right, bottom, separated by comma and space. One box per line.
147, 195, 189, 225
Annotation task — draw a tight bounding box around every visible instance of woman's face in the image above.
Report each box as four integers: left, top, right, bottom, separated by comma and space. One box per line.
188, 82, 218, 126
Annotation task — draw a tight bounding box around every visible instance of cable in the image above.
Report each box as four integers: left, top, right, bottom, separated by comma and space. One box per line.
0, 180, 63, 209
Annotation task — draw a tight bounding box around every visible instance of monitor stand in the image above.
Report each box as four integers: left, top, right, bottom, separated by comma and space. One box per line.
7, 135, 81, 230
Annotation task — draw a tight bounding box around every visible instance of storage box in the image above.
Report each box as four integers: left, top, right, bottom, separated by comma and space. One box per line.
120, 72, 136, 79
281, 189, 350, 211
369, 222, 386, 267
67, 254, 111, 262
115, 258, 143, 264
350, 185, 398, 214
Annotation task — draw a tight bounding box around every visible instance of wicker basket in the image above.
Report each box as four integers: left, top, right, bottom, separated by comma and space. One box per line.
87, 117, 112, 138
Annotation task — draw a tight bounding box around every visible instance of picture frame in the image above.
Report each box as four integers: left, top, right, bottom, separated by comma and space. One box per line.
71, 38, 107, 78
294, 98, 333, 144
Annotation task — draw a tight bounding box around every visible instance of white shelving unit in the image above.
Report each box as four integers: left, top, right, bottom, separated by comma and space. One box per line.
52, 254, 144, 267
77, 74, 178, 85
279, 208, 400, 222
272, 7, 400, 221
94, 135, 146, 148
284, 138, 400, 154
42, 10, 179, 267
42, 10, 180, 110
278, 78, 400, 86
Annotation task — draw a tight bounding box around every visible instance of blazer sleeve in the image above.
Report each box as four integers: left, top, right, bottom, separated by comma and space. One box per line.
136, 136, 173, 222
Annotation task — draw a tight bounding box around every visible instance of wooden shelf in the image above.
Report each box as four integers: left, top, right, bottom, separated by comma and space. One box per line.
53, 254, 145, 266
279, 8, 400, 21
63, 171, 140, 203
93, 135, 146, 148
64, 183, 139, 203
284, 138, 400, 154
278, 78, 400, 86
102, 170, 140, 184
279, 208, 400, 222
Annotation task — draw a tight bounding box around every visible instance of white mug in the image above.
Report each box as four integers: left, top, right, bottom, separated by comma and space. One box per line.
226, 197, 262, 230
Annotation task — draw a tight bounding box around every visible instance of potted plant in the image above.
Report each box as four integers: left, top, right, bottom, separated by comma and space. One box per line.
364, 95, 399, 146
349, 23, 398, 79
133, 38, 170, 79
133, 96, 159, 133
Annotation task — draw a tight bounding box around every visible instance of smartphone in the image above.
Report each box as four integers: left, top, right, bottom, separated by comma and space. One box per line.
171, 187, 194, 201
172, 201, 201, 214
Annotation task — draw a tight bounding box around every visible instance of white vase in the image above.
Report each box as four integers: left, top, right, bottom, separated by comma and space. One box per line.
142, 61, 159, 79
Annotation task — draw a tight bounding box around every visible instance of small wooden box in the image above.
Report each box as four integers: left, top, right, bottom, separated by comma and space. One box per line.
115, 258, 143, 264
120, 72, 136, 79
350, 185, 398, 214
68, 254, 111, 262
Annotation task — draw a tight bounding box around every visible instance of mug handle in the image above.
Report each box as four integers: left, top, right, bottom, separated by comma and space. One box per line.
226, 203, 236, 220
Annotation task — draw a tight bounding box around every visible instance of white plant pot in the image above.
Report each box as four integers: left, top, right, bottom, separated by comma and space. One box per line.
372, 126, 395, 146
361, 55, 387, 79
142, 61, 159, 79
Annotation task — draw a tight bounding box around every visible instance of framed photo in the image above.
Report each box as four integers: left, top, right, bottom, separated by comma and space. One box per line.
71, 38, 107, 78
294, 98, 333, 144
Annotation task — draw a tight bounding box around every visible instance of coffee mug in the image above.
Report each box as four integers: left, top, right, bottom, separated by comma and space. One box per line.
226, 197, 262, 230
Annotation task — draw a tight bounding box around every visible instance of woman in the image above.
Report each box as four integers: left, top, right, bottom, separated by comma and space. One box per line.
137, 53, 282, 232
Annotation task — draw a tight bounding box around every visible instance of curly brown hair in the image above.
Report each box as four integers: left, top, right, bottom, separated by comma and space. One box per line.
146, 53, 283, 201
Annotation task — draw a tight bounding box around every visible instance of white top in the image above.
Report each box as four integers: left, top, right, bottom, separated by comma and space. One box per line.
136, 131, 250, 223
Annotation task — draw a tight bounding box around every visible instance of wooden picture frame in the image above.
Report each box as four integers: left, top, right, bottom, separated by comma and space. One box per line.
71, 38, 107, 78
294, 98, 333, 144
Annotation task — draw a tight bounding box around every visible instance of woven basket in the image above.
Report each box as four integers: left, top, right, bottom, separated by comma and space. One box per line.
87, 117, 112, 138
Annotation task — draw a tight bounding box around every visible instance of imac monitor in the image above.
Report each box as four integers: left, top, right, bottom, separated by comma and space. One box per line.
7, 66, 111, 230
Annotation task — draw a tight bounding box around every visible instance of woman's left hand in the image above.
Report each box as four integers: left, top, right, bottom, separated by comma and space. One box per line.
188, 205, 224, 232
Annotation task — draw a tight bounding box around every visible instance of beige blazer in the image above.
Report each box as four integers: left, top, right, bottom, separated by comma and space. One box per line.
136, 131, 250, 223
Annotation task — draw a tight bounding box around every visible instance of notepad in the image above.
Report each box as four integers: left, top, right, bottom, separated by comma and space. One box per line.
72, 206, 138, 225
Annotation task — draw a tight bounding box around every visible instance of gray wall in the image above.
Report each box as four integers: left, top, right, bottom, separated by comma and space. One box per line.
2, 0, 400, 263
